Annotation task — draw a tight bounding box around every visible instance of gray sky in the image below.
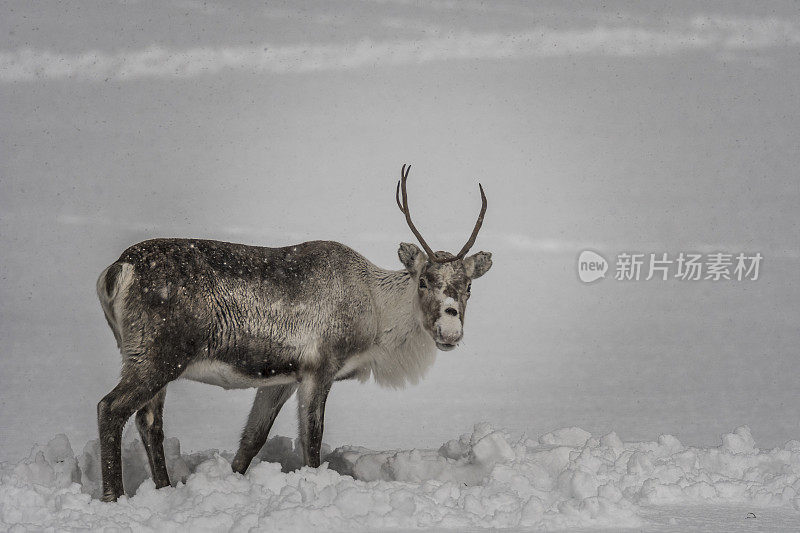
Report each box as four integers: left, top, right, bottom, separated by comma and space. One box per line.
1, 1, 799, 460
3, 1, 799, 255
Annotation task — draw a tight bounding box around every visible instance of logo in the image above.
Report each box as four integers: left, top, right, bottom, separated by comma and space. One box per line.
576, 250, 762, 283
578, 250, 608, 283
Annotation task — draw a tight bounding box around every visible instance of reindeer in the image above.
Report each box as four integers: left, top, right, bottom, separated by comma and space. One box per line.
95, 165, 492, 501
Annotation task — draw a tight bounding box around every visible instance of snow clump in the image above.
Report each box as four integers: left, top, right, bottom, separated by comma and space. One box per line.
2, 424, 800, 530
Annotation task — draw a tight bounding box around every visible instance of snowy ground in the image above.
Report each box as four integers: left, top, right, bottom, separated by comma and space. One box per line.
3, 424, 800, 531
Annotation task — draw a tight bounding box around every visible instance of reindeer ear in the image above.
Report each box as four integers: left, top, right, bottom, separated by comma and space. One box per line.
464, 251, 492, 279
398, 242, 426, 274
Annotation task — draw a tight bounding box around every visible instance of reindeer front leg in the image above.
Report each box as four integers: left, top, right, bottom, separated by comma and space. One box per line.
297, 373, 333, 467
232, 383, 297, 474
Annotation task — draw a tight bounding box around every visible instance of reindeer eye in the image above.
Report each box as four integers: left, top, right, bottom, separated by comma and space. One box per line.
418, 277, 427, 289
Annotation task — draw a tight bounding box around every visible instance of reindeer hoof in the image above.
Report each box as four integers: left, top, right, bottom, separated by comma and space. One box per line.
101, 488, 124, 502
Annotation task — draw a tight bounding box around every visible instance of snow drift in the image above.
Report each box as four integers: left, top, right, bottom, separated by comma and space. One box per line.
3, 424, 800, 531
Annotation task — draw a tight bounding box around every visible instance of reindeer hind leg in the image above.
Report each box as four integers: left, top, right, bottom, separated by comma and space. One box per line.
98, 352, 183, 502
135, 387, 170, 489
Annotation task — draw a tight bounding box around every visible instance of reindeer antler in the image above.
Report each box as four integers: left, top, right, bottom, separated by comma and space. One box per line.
395, 164, 487, 264
452, 182, 487, 260
396, 164, 439, 261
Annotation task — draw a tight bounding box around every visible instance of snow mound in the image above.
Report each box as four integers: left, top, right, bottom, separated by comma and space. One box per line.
3, 424, 800, 531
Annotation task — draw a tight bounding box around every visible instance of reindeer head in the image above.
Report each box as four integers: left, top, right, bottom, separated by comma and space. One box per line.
395, 164, 493, 351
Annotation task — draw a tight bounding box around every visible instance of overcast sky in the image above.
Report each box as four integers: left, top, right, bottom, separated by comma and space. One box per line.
1, 1, 799, 460
2, 0, 798, 255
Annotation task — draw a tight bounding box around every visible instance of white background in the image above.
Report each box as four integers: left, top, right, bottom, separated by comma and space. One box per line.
1, 0, 798, 461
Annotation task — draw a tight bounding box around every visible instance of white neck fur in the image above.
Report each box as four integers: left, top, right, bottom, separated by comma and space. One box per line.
363, 266, 437, 388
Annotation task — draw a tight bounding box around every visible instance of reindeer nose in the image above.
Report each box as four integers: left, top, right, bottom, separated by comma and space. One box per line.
444, 307, 459, 317
435, 323, 462, 345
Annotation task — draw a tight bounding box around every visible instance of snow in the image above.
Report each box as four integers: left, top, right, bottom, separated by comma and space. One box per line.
2, 424, 800, 531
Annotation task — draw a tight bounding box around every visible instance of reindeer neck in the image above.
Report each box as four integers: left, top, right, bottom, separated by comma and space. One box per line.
367, 266, 422, 340
364, 265, 436, 388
